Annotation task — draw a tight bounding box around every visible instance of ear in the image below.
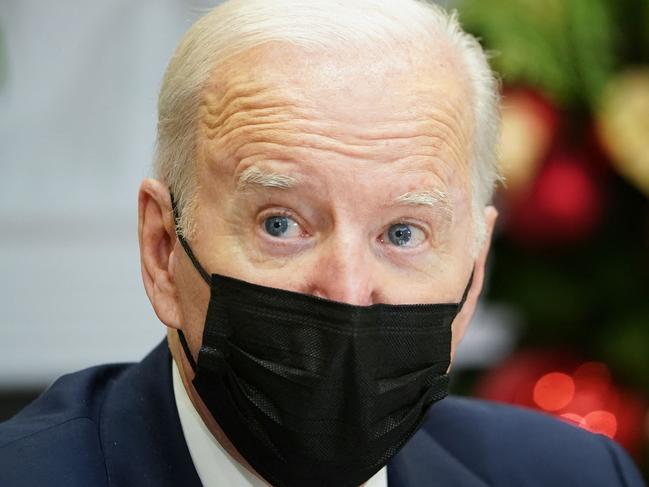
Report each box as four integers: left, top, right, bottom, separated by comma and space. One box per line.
451, 205, 498, 349
138, 178, 182, 330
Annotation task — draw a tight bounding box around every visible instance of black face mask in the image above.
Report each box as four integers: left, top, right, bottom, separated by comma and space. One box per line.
171, 197, 473, 487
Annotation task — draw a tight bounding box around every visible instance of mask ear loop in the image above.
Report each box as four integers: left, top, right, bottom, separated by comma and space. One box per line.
177, 327, 198, 372
170, 193, 211, 286
169, 191, 211, 372
458, 268, 474, 309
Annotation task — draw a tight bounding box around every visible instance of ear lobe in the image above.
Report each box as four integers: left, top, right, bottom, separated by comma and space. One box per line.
138, 179, 182, 329
451, 205, 499, 348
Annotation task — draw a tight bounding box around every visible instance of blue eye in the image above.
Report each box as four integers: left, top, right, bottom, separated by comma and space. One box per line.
384, 223, 425, 247
263, 215, 301, 238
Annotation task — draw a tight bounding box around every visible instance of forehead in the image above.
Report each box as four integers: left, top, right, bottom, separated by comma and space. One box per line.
199, 42, 473, 179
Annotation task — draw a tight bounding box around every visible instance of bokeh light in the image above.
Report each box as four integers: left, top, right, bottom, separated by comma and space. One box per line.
582, 410, 618, 439
533, 372, 575, 411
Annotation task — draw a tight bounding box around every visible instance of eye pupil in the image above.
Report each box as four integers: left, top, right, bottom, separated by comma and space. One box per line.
388, 224, 412, 246
265, 216, 290, 236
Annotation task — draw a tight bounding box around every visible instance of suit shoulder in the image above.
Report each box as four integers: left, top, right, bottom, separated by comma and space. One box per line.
0, 416, 109, 487
0, 362, 130, 448
421, 396, 645, 486
427, 395, 614, 448
427, 395, 592, 438
0, 362, 133, 487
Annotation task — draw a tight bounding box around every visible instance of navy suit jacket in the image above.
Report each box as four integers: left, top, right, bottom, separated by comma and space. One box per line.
0, 341, 644, 486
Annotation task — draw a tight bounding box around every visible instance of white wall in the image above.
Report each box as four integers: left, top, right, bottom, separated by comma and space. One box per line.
0, 0, 220, 388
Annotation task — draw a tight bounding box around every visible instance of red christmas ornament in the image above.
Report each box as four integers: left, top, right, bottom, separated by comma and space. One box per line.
476, 349, 648, 460
504, 150, 604, 246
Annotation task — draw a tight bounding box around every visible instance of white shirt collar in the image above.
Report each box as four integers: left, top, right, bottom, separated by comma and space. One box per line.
172, 360, 388, 487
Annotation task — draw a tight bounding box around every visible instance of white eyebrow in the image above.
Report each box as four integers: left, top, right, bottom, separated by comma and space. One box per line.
393, 189, 453, 218
236, 165, 299, 191
236, 169, 453, 219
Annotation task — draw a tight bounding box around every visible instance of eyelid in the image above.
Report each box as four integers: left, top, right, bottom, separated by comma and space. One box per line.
259, 207, 294, 220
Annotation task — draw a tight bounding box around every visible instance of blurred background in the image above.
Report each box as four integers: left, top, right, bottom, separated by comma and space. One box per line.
452, 0, 649, 477
1, 0, 647, 478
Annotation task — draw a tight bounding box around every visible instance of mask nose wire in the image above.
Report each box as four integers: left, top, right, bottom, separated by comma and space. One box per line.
169, 191, 211, 372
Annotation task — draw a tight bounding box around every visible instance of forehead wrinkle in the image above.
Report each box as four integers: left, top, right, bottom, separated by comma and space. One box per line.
201, 88, 310, 138
208, 97, 468, 148
203, 104, 301, 135
204, 65, 470, 136
406, 95, 472, 172
432, 96, 473, 159
200, 68, 472, 176
203, 71, 311, 115
227, 133, 451, 165
213, 110, 468, 167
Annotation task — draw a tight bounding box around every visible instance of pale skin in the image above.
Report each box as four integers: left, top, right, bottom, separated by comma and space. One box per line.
138, 42, 498, 486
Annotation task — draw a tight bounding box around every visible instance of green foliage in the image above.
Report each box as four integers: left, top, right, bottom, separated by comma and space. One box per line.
602, 312, 649, 387
458, 0, 618, 107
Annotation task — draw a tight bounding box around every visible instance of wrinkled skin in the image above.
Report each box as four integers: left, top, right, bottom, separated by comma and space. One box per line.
138, 43, 497, 485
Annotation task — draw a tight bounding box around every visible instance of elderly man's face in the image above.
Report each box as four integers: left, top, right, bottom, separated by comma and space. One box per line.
172, 44, 489, 353
148, 43, 495, 365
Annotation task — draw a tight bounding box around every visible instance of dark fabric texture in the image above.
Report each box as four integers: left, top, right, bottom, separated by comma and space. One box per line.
187, 272, 460, 487
0, 341, 201, 487
0, 340, 645, 487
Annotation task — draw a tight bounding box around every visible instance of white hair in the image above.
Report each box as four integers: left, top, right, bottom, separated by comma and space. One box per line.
155, 0, 501, 254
